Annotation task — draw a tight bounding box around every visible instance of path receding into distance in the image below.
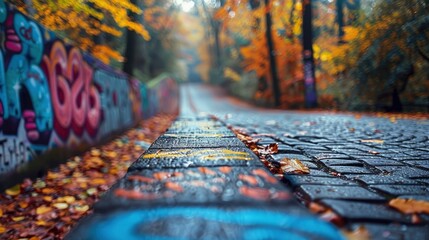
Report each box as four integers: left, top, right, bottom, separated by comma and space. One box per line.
68, 84, 429, 240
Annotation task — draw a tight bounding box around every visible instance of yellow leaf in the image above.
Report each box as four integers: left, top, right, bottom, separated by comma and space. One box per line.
280, 158, 310, 174
5, 184, 21, 196
36, 206, 53, 215
53, 203, 69, 210
360, 139, 384, 144
57, 196, 76, 204
0, 225, 5, 234
75, 205, 89, 213
389, 198, 429, 214
12, 216, 25, 222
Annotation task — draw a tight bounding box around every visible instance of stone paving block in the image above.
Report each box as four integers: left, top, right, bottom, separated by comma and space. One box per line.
328, 166, 374, 174
292, 169, 332, 177
97, 166, 292, 211
398, 195, 429, 201
347, 175, 421, 185
150, 136, 246, 149
67, 206, 344, 240
320, 199, 411, 223
270, 153, 311, 162
356, 156, 404, 166
351, 223, 429, 240
369, 185, 429, 196
129, 147, 263, 171
404, 160, 429, 169
164, 130, 236, 137
375, 166, 429, 178
283, 175, 358, 188
415, 178, 429, 185
296, 185, 385, 202
319, 159, 363, 166
313, 153, 352, 160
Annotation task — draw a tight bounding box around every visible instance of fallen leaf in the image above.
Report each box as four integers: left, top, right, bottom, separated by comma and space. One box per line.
360, 139, 384, 144
320, 209, 344, 226
36, 206, 53, 215
12, 216, 25, 222
0, 225, 5, 234
58, 196, 76, 204
388, 198, 429, 214
41, 188, 56, 194
0, 208, 3, 217
309, 202, 327, 213
33, 180, 46, 189
5, 184, 21, 196
342, 226, 370, 240
75, 205, 89, 213
280, 158, 310, 174
90, 149, 101, 157
53, 203, 69, 210
90, 178, 107, 185
86, 188, 98, 196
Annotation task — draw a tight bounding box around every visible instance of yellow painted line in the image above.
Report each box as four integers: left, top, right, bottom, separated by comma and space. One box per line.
143, 149, 252, 161
163, 133, 225, 138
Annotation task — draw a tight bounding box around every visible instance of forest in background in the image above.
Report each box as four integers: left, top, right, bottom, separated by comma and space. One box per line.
179, 0, 429, 112
7, 0, 429, 112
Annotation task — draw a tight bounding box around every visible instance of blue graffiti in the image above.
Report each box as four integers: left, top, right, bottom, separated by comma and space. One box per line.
1, 11, 52, 145
85, 207, 344, 240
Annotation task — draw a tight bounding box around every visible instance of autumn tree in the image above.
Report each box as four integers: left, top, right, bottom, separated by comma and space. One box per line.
9, 0, 151, 64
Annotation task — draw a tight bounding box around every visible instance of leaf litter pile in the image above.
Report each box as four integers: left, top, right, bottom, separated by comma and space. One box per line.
0, 115, 175, 239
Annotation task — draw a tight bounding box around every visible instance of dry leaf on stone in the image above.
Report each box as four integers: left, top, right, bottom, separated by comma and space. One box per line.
341, 226, 370, 240
280, 158, 310, 174
360, 139, 384, 144
388, 198, 429, 214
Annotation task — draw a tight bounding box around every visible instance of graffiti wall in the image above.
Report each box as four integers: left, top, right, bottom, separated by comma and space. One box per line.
0, 2, 179, 175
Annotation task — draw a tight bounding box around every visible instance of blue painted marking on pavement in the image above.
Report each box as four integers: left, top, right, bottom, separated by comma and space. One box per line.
86, 207, 344, 240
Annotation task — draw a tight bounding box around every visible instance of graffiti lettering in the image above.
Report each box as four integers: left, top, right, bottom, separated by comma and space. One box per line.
42, 41, 101, 140
94, 69, 133, 138
0, 138, 32, 172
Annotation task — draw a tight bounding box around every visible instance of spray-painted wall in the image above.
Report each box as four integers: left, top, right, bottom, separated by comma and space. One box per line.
0, 2, 179, 175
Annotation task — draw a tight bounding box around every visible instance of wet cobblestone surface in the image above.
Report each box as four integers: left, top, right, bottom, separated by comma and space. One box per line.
67, 85, 429, 239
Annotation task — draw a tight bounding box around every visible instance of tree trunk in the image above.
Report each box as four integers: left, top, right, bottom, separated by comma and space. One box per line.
336, 0, 345, 42
123, 0, 139, 76
264, 0, 281, 107
302, 0, 317, 108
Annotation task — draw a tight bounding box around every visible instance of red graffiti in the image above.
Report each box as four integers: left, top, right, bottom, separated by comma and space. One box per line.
42, 41, 101, 140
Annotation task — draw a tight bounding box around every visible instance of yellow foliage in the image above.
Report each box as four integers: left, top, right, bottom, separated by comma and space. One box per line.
224, 67, 241, 82
343, 26, 359, 42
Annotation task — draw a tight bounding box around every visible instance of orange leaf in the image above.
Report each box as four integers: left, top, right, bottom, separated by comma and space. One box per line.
36, 205, 53, 215
0, 225, 5, 234
389, 198, 429, 214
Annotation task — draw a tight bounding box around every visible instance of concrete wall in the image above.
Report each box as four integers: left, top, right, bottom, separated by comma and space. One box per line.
0, 2, 179, 177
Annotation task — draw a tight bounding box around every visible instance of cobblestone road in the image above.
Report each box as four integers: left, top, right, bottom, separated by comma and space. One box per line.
68, 84, 429, 239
